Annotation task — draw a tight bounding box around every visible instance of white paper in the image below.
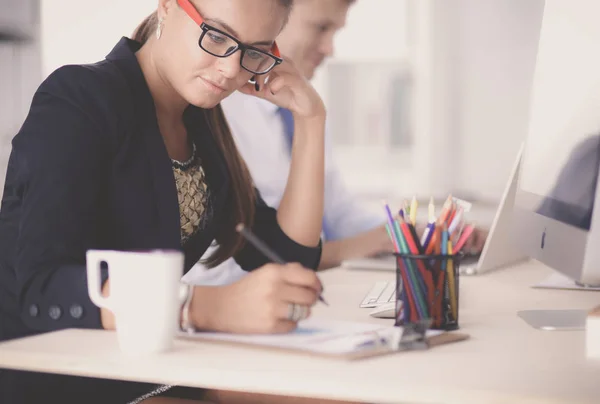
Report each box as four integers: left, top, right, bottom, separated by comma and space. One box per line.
533, 272, 600, 291
181, 318, 443, 355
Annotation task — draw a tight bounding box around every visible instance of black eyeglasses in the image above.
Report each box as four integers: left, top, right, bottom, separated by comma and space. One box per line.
198, 23, 283, 75
177, 0, 283, 75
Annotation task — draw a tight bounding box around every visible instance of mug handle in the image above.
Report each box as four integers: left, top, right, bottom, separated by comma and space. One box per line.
86, 250, 114, 311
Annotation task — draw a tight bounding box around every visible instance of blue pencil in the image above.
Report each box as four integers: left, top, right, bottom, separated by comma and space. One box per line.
383, 201, 403, 251
422, 222, 436, 252
441, 227, 449, 270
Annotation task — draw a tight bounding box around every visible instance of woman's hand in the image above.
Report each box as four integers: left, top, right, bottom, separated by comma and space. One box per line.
191, 263, 322, 334
238, 57, 325, 120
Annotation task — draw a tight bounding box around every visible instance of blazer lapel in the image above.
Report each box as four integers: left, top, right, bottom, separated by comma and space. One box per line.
106, 38, 181, 249
137, 108, 181, 249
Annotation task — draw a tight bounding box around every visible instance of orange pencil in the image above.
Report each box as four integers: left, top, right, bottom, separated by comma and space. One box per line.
438, 195, 453, 224
425, 228, 439, 255
447, 201, 458, 226
433, 225, 442, 255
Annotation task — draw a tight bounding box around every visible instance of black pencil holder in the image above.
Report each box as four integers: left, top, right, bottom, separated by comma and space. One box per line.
394, 253, 463, 331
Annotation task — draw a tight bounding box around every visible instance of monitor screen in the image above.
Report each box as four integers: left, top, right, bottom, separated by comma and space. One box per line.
518, 3, 600, 230
519, 120, 600, 231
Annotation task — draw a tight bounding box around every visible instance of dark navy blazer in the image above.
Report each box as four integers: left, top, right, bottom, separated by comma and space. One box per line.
0, 38, 321, 403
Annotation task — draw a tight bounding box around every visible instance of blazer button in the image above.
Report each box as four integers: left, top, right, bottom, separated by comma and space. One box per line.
48, 305, 62, 320
28, 304, 39, 317
69, 304, 84, 319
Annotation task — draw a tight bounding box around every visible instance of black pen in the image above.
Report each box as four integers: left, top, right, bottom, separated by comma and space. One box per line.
236, 223, 328, 306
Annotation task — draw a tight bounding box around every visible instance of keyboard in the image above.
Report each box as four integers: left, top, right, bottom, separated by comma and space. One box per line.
359, 281, 396, 308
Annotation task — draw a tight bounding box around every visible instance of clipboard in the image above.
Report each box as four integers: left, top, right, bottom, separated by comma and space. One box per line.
179, 318, 469, 360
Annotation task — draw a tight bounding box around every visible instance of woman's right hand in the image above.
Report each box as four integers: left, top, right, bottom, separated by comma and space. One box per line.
191, 263, 322, 334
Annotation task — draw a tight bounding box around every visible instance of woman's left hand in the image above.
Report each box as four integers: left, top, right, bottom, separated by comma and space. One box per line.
238, 57, 325, 120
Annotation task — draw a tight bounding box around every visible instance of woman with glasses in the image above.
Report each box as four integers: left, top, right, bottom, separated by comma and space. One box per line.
0, 0, 349, 403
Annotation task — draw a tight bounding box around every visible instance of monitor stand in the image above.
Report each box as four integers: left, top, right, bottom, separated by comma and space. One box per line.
517, 309, 587, 330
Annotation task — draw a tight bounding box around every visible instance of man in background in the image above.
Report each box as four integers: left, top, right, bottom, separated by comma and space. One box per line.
183, 0, 399, 286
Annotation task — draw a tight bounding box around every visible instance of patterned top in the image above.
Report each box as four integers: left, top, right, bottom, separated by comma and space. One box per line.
171, 142, 211, 244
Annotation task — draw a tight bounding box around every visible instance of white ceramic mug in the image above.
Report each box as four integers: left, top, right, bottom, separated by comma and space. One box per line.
86, 249, 186, 355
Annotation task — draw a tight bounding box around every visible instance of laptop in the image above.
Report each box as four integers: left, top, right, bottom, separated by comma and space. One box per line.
460, 143, 529, 275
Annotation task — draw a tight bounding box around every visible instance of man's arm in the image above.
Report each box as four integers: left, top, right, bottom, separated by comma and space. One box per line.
318, 145, 394, 269
320, 135, 385, 241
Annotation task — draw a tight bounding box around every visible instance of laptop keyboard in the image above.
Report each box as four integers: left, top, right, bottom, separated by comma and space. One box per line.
359, 281, 396, 308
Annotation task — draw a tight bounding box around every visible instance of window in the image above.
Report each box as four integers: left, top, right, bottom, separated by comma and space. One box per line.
313, 0, 435, 200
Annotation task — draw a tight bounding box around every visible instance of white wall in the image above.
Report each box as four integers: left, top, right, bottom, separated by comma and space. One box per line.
41, 0, 154, 76
40, 0, 409, 74
332, 0, 409, 63
447, 0, 545, 201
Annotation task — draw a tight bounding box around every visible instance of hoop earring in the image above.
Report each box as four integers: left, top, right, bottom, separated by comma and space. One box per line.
156, 17, 164, 39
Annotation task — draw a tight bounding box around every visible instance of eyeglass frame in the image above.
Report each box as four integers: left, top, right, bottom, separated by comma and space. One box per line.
176, 0, 283, 75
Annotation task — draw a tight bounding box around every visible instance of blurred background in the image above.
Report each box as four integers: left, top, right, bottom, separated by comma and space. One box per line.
0, 0, 545, 222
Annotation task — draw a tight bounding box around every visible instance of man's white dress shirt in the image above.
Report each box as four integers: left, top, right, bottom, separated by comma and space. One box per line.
182, 91, 383, 285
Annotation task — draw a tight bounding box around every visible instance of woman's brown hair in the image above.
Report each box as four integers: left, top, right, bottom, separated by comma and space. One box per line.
132, 1, 293, 267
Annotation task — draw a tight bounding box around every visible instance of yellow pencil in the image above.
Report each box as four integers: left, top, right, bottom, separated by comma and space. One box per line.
447, 241, 458, 321
409, 196, 418, 226
428, 197, 435, 223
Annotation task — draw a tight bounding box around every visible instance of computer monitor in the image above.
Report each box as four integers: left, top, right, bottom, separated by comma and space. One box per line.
513, 0, 600, 287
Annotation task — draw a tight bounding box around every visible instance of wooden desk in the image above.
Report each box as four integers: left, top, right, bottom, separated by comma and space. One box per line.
1, 260, 600, 404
